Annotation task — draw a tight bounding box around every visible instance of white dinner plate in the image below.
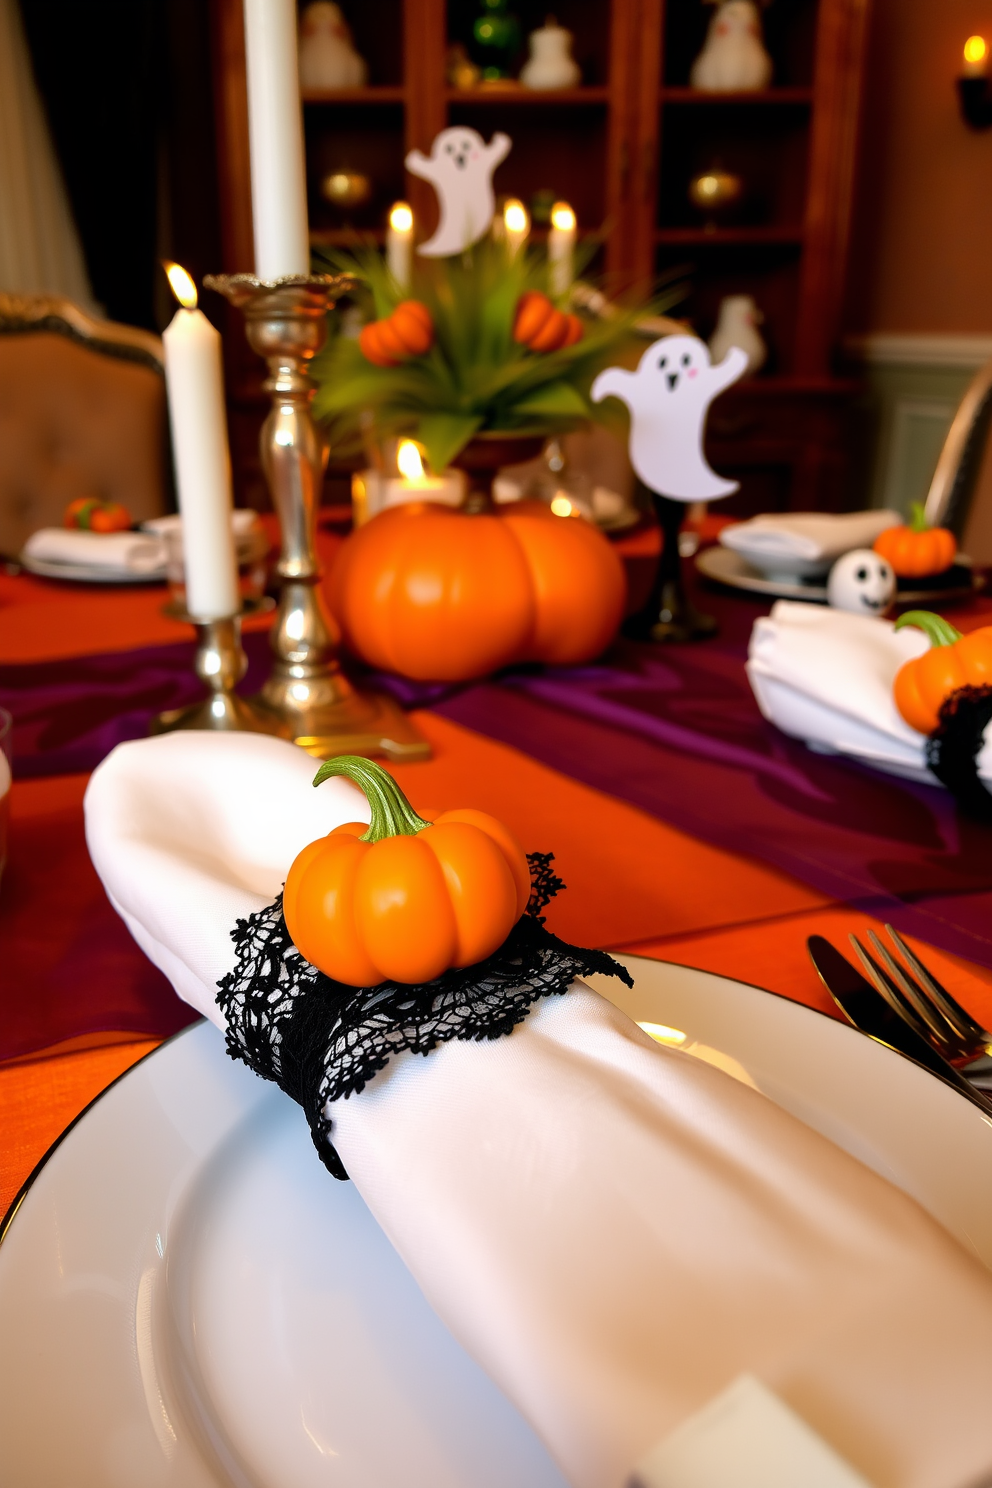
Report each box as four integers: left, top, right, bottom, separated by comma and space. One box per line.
696, 543, 979, 603
19, 552, 167, 584
2, 956, 991, 1487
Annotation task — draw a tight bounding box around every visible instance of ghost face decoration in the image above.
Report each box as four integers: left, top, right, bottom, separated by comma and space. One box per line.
590, 334, 748, 502
827, 549, 896, 616
406, 128, 511, 257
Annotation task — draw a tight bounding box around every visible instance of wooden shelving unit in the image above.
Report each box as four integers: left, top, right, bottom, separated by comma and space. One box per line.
210, 0, 871, 514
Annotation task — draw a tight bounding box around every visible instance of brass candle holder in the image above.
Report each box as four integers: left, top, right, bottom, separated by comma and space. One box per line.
204, 272, 429, 762
151, 613, 281, 735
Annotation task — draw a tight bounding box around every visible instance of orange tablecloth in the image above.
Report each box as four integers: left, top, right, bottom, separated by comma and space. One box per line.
5, 557, 992, 1220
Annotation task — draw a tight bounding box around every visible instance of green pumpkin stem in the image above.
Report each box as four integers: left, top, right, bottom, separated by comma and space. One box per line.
894, 610, 962, 648
908, 501, 930, 533
312, 755, 430, 843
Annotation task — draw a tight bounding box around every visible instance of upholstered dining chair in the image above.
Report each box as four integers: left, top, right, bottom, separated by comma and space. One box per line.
0, 293, 171, 557
924, 357, 992, 565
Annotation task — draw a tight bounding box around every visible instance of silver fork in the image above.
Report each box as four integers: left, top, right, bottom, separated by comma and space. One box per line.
849, 926, 992, 1088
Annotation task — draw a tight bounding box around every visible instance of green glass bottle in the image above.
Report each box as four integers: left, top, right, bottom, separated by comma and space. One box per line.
472, 0, 521, 81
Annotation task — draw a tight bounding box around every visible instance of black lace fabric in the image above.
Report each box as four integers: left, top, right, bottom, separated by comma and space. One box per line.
217, 853, 633, 1179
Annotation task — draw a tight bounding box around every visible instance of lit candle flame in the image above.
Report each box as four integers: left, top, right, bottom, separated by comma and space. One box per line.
397, 439, 425, 481
164, 261, 198, 310
503, 199, 529, 235
550, 201, 576, 232
389, 201, 413, 234
550, 495, 573, 517
964, 34, 988, 65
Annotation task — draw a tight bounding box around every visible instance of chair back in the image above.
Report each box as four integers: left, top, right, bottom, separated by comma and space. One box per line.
924, 357, 992, 563
0, 294, 171, 556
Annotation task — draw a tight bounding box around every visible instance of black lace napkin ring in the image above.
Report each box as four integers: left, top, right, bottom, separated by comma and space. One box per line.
926, 685, 992, 823
216, 853, 634, 1179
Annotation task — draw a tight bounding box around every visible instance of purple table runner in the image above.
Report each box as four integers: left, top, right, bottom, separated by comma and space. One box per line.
4, 580, 991, 973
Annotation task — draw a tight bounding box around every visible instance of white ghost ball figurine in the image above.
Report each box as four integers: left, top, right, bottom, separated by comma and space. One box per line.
827, 549, 895, 616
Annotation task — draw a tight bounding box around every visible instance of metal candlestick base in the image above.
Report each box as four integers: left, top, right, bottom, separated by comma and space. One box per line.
205, 272, 430, 762
150, 614, 283, 736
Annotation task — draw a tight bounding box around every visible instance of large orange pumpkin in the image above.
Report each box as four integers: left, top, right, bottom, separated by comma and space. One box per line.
327, 500, 626, 681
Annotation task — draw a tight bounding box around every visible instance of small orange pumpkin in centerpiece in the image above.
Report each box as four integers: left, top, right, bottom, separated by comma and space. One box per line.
513, 291, 583, 353
327, 499, 626, 681
359, 300, 434, 367
284, 755, 530, 986
874, 504, 957, 578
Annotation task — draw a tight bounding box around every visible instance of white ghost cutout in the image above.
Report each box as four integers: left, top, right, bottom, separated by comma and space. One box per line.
591, 334, 748, 501
406, 127, 511, 257
827, 549, 896, 615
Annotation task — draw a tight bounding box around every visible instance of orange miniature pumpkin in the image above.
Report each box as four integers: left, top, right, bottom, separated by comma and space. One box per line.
283, 755, 530, 986
512, 291, 583, 353
892, 610, 992, 734
327, 500, 626, 681
359, 300, 434, 367
874, 504, 957, 578
64, 496, 132, 533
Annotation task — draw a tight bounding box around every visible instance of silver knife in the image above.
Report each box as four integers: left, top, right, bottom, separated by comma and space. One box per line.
807, 935, 992, 1118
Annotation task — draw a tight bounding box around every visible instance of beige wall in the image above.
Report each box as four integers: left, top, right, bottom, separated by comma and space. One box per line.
846, 0, 992, 334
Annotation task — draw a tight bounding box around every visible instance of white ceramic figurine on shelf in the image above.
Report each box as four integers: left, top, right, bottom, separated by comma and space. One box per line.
298, 2, 368, 91
406, 127, 511, 256
690, 0, 772, 93
709, 294, 767, 374
591, 334, 748, 500
520, 18, 581, 90
827, 549, 896, 616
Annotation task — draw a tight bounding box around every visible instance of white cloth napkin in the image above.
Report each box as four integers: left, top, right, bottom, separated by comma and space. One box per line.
720, 511, 901, 575
747, 600, 992, 784
85, 733, 992, 1488
22, 526, 166, 574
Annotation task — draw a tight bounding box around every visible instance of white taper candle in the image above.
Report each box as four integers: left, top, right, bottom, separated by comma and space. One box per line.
387, 201, 414, 289
503, 198, 530, 258
548, 201, 576, 298
161, 264, 240, 620
243, 0, 310, 280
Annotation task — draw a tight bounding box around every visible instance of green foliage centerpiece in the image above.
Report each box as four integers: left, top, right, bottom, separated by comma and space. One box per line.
311, 239, 678, 475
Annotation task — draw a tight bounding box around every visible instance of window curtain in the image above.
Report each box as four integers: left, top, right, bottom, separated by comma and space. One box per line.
0, 0, 93, 304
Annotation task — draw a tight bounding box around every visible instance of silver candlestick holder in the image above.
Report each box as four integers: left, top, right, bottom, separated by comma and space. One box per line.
150, 613, 281, 735
204, 272, 430, 762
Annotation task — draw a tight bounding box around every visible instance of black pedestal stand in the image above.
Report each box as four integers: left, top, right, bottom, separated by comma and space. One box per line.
622, 489, 718, 643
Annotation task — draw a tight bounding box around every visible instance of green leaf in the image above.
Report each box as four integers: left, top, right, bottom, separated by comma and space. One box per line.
416, 412, 484, 472
512, 382, 590, 417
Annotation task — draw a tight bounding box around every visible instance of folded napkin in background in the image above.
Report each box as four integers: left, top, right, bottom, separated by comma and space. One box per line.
85, 733, 992, 1488
22, 526, 166, 574
720, 510, 902, 576
747, 600, 992, 785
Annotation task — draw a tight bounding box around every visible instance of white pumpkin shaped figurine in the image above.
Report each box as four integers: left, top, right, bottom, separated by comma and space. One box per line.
827, 550, 896, 616
298, 2, 368, 91
520, 16, 582, 90
709, 294, 767, 374
690, 0, 772, 93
